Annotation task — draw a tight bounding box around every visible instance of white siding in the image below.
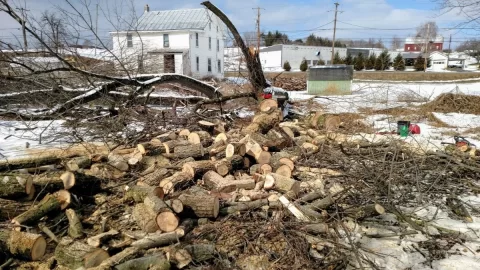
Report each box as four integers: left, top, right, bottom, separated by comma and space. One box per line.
260, 50, 282, 71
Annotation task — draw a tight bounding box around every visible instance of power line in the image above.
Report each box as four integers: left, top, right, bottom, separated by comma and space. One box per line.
329, 2, 343, 63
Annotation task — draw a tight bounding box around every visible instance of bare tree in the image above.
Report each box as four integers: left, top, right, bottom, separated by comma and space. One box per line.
243, 31, 257, 47
456, 39, 480, 66
416, 21, 439, 39
391, 35, 403, 50
435, 0, 480, 28
39, 11, 67, 53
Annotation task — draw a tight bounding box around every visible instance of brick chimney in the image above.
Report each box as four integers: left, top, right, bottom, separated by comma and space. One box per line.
144, 4, 150, 13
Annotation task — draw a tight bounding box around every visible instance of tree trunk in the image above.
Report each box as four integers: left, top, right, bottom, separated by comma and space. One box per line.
0, 230, 46, 261
201, 1, 267, 93
55, 237, 110, 269
178, 194, 219, 218
0, 173, 34, 200
12, 190, 71, 227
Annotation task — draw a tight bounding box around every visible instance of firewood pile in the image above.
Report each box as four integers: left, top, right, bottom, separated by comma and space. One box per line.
2, 99, 480, 269
272, 77, 306, 91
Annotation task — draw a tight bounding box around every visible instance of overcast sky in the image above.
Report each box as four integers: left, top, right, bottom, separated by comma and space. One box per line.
0, 0, 476, 49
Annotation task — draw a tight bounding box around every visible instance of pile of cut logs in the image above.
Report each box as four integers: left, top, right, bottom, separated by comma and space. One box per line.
272, 77, 307, 91
0, 99, 384, 269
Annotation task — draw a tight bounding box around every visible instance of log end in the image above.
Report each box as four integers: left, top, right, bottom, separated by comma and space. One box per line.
60, 171, 75, 190
84, 249, 110, 268
31, 235, 47, 261
156, 212, 180, 232
57, 190, 71, 210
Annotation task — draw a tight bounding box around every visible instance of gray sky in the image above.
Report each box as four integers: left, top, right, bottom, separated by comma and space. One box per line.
0, 0, 475, 49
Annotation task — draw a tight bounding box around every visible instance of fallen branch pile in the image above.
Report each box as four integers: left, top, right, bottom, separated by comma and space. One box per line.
2, 99, 480, 269
272, 77, 306, 91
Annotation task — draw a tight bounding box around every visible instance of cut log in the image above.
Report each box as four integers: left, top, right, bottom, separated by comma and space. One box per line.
115, 254, 170, 270
156, 212, 179, 233
259, 99, 278, 112
220, 199, 282, 215
87, 229, 119, 248
302, 223, 329, 235
59, 171, 102, 191
124, 185, 164, 203
278, 195, 310, 221
345, 204, 385, 220
198, 120, 216, 131
182, 160, 216, 179
12, 190, 71, 227
260, 164, 273, 174
302, 143, 319, 155
228, 155, 244, 171
256, 151, 271, 165
209, 143, 227, 157
214, 159, 231, 176
131, 230, 184, 250
132, 203, 159, 233
108, 160, 129, 172
244, 109, 283, 134
166, 199, 184, 214
245, 140, 263, 159
0, 230, 46, 261
172, 143, 205, 159
214, 133, 228, 144
140, 168, 171, 186
65, 209, 84, 239
167, 248, 192, 269
263, 173, 300, 195
65, 156, 91, 171
0, 173, 34, 200
312, 135, 327, 146
249, 164, 260, 175
88, 163, 125, 180
55, 237, 109, 269
159, 172, 193, 194
162, 140, 191, 154
281, 126, 295, 138
188, 131, 213, 147
137, 141, 167, 156
279, 158, 295, 171
179, 129, 191, 137
307, 129, 320, 138
275, 165, 292, 178
203, 171, 254, 192
270, 152, 295, 170
178, 194, 219, 218
88, 247, 140, 270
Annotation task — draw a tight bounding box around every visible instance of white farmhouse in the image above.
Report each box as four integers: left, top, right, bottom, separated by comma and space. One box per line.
110, 5, 225, 78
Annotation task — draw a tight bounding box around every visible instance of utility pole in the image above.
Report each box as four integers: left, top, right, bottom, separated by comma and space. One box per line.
331, 2, 340, 64
252, 7, 264, 53
95, 3, 99, 55
16, 2, 29, 52
447, 34, 452, 64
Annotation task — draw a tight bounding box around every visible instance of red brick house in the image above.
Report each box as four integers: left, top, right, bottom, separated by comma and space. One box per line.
404, 36, 444, 52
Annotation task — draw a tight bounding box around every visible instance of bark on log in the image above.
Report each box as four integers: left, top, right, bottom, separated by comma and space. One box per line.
162, 140, 190, 154
144, 194, 179, 233
59, 171, 102, 192
263, 173, 300, 195
345, 204, 385, 220
115, 254, 170, 270
132, 203, 159, 233
214, 159, 231, 176
185, 244, 216, 262
87, 229, 119, 248
172, 143, 205, 159
124, 185, 164, 203
54, 237, 109, 269
302, 223, 329, 235
65, 209, 84, 239
137, 141, 167, 156
0, 173, 34, 200
179, 129, 191, 137
12, 190, 71, 227
167, 248, 192, 269
219, 199, 282, 215
65, 156, 91, 171
203, 171, 255, 192
140, 168, 171, 186
0, 230, 46, 261
88, 247, 140, 270
166, 199, 184, 214
178, 194, 219, 218
228, 155, 244, 171
131, 230, 184, 250
182, 160, 216, 179
270, 152, 295, 170
88, 163, 125, 180
188, 131, 213, 147
159, 172, 193, 194
243, 109, 283, 134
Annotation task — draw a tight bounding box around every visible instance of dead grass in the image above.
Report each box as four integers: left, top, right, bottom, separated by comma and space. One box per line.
423, 93, 480, 115
396, 91, 429, 103
359, 106, 452, 128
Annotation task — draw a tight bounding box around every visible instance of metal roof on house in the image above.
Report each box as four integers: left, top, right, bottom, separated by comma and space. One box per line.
134, 8, 210, 31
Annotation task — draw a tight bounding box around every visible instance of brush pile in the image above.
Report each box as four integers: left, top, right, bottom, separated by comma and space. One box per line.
2, 99, 480, 270
272, 77, 306, 91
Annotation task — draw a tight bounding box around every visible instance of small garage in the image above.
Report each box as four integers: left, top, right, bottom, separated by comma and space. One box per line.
429, 51, 448, 71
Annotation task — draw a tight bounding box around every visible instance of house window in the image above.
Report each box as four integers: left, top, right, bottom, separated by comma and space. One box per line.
209, 37, 211, 50
218, 60, 221, 73
163, 34, 169, 48
217, 39, 219, 52
208, 58, 212, 72
127, 33, 133, 47
196, 56, 199, 72
195, 33, 199, 47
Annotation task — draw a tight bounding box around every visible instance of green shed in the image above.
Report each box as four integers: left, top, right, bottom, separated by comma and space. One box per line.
307, 65, 353, 95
